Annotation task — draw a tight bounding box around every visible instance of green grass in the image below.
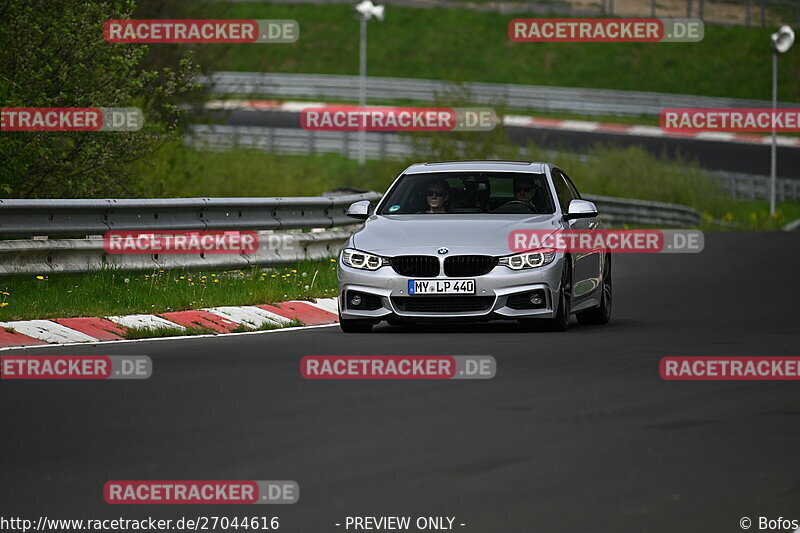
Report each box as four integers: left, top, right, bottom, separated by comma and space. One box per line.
134, 141, 800, 230
137, 141, 403, 197
210, 3, 800, 102
0, 260, 339, 322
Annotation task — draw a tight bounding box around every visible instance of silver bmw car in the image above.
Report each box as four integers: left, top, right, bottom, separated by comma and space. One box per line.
337, 160, 612, 332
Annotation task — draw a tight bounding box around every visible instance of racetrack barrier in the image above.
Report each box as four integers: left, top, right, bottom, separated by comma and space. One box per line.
0, 188, 706, 275
199, 71, 798, 118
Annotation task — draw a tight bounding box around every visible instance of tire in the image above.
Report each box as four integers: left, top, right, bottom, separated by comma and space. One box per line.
542, 262, 572, 332
577, 255, 612, 326
339, 312, 374, 333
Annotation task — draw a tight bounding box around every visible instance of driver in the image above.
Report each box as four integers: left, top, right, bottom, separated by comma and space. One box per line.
512, 176, 537, 207
423, 179, 449, 214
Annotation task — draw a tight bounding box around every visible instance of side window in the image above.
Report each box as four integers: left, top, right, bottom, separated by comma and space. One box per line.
551, 169, 576, 213
561, 171, 582, 199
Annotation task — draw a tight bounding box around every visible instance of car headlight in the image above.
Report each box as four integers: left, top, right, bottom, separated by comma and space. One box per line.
498, 251, 556, 270
341, 248, 388, 271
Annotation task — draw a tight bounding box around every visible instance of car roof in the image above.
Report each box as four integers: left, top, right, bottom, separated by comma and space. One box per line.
403, 160, 549, 174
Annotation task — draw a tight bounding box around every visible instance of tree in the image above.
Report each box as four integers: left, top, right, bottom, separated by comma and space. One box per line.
0, 0, 200, 198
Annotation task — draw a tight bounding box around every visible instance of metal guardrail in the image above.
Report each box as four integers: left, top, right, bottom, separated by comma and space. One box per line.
0, 192, 382, 274
189, 124, 412, 160
0, 230, 356, 275
187, 125, 800, 202
582, 194, 700, 227
0, 190, 701, 274
709, 170, 800, 202
200, 72, 797, 118
0, 192, 381, 238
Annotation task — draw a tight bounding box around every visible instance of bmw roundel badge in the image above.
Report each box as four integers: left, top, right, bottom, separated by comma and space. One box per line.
438, 247, 449, 255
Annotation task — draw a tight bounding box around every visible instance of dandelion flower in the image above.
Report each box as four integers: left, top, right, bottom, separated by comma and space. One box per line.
36, 275, 44, 280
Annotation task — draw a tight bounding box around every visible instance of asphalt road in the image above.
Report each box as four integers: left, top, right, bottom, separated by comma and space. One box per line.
2, 232, 799, 533
219, 109, 800, 179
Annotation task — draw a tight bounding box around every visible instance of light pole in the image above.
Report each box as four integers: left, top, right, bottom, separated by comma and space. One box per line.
769, 25, 794, 216
354, 0, 384, 166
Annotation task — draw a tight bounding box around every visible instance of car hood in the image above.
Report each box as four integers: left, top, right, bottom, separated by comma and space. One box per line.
351, 214, 562, 255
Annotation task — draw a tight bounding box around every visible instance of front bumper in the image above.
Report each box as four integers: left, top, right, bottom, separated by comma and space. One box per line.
337, 256, 565, 321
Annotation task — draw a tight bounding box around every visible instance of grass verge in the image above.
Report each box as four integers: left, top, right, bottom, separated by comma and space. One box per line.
135, 142, 800, 229
213, 3, 800, 102
0, 260, 339, 322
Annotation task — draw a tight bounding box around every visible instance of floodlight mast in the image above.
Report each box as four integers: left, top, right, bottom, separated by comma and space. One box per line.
355, 0, 385, 166
769, 26, 795, 216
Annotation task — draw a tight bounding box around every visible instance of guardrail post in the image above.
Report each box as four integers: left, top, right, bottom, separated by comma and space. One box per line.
745, 0, 751, 25
759, 0, 765, 26
699, 0, 704, 20
651, 0, 656, 16
686, 0, 692, 17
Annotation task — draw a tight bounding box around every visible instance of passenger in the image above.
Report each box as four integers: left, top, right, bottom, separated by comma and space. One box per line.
424, 179, 449, 214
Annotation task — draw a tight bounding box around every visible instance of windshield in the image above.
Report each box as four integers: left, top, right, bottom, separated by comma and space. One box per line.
379, 172, 556, 215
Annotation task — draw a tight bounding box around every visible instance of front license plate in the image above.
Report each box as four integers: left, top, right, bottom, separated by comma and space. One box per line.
408, 279, 475, 295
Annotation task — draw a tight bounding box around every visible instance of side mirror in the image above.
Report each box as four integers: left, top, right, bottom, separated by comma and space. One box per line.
565, 199, 598, 220
346, 200, 371, 220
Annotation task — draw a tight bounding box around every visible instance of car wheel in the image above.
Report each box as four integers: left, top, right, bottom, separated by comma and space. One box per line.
338, 312, 374, 333
543, 262, 571, 332
577, 255, 612, 326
